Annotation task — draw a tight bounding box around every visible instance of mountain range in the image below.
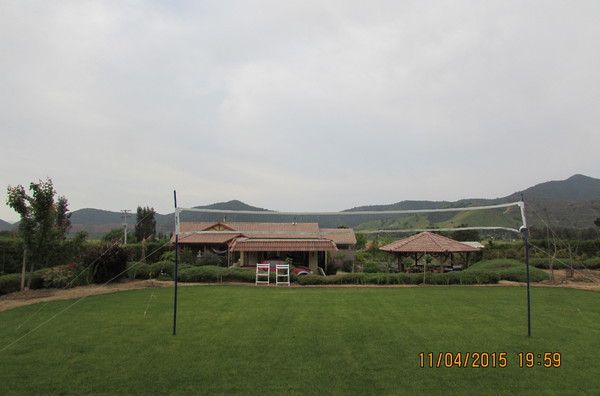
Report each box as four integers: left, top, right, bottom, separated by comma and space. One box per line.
1, 174, 600, 236
0, 218, 13, 232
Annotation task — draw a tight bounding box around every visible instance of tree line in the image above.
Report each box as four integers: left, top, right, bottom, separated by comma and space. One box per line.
5, 178, 163, 290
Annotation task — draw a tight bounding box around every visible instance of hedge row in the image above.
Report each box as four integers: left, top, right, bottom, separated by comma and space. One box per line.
178, 266, 258, 283
297, 271, 500, 286
127, 262, 257, 283
126, 261, 186, 280
126, 263, 297, 284
0, 239, 172, 275
464, 259, 549, 282
0, 272, 45, 296
528, 257, 600, 270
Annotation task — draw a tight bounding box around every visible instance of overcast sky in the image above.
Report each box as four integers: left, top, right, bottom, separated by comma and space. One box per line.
1, 1, 599, 222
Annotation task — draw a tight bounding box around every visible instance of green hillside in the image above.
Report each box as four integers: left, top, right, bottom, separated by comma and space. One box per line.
54, 174, 600, 235
0, 219, 13, 232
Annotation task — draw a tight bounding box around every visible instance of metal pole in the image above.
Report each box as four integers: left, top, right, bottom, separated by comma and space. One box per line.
173, 190, 179, 336
519, 194, 531, 337
524, 227, 531, 337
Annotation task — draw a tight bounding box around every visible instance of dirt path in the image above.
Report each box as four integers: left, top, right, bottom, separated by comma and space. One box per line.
0, 280, 171, 312
1, 274, 598, 313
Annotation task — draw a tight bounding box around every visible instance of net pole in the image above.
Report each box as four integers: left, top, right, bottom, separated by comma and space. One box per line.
524, 227, 531, 337
173, 190, 179, 336
519, 195, 531, 337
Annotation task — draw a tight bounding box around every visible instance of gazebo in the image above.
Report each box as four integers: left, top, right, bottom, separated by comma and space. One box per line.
379, 231, 481, 272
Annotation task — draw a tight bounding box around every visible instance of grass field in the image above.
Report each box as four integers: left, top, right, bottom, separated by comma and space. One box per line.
1, 286, 599, 395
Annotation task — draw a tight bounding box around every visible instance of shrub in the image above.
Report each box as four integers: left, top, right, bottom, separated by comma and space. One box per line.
297, 274, 330, 285
362, 261, 382, 273
150, 260, 176, 277
529, 257, 600, 270
223, 268, 257, 283
296, 271, 499, 286
41, 264, 85, 288
126, 262, 152, 280
177, 266, 257, 283
127, 262, 193, 280
29, 270, 45, 289
464, 259, 549, 282
178, 266, 225, 282
0, 273, 21, 295
160, 251, 176, 262
121, 241, 171, 263
328, 251, 355, 274
84, 244, 128, 283
179, 247, 197, 265
0, 271, 48, 295
196, 251, 224, 266
583, 258, 600, 269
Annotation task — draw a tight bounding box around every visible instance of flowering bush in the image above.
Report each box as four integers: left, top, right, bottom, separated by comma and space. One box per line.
42, 264, 83, 288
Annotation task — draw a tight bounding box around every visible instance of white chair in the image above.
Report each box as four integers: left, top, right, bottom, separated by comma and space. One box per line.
275, 264, 290, 286
255, 263, 270, 285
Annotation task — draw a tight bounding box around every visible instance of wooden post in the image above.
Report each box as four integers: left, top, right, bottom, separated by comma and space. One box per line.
397, 255, 404, 272
423, 254, 427, 284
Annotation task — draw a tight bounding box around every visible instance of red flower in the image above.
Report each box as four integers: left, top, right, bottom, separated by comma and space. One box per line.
67, 262, 77, 270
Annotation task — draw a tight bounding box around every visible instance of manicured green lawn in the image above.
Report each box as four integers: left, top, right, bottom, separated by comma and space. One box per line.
1, 286, 599, 395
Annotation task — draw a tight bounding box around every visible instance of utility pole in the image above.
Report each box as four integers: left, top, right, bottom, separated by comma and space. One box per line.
121, 209, 131, 245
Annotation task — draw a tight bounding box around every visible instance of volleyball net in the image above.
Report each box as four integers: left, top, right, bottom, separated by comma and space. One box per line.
174, 201, 527, 239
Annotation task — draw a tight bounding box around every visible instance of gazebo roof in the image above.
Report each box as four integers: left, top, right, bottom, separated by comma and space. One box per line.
379, 232, 481, 254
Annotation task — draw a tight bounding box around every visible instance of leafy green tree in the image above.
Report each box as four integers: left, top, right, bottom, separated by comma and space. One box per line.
355, 233, 367, 249
135, 206, 156, 241
447, 225, 480, 241
6, 178, 72, 290
102, 228, 131, 243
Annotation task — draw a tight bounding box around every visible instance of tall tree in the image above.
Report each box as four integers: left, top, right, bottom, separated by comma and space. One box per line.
135, 206, 156, 241
6, 178, 71, 290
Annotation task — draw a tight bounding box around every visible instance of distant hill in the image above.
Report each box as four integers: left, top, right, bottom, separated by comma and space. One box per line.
0, 219, 14, 232
505, 174, 600, 202
159, 200, 271, 233
348, 174, 600, 230
67, 200, 270, 237
195, 199, 269, 212
69, 208, 129, 236
63, 175, 600, 237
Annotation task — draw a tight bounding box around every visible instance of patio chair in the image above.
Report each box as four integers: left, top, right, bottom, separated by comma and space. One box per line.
256, 263, 270, 285
275, 264, 290, 286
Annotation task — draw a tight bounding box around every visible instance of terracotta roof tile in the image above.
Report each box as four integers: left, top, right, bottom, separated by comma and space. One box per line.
179, 221, 324, 239
321, 228, 357, 245
175, 233, 240, 244
229, 238, 338, 252
379, 232, 481, 253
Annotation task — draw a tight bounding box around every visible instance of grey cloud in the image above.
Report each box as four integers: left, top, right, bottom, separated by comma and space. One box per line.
1, 1, 599, 221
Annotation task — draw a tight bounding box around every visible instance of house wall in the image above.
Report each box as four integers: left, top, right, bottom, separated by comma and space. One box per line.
240, 252, 258, 266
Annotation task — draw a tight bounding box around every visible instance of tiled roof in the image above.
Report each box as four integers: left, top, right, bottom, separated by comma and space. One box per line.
176, 233, 241, 244
229, 238, 338, 252
179, 222, 234, 232
179, 221, 324, 238
176, 221, 356, 250
321, 228, 357, 245
379, 232, 481, 253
